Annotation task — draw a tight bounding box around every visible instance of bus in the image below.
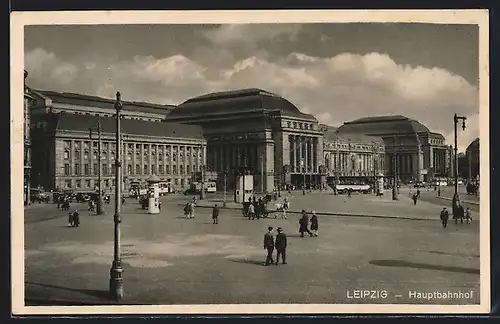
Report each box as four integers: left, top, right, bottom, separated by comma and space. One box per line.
158, 181, 173, 196
185, 181, 217, 194
129, 181, 147, 197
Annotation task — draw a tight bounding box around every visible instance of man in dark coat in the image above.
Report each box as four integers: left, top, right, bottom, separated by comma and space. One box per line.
299, 210, 313, 237
440, 207, 449, 228
275, 227, 287, 265
454, 203, 465, 224
263, 226, 275, 266
212, 204, 220, 224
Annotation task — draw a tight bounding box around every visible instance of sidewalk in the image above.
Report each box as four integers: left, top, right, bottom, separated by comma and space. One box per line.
189, 191, 455, 222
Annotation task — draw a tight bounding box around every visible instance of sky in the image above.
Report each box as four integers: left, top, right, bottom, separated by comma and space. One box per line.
24, 23, 480, 151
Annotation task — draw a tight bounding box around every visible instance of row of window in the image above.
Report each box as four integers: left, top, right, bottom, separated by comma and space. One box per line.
63, 163, 203, 176
286, 121, 316, 130
64, 149, 203, 163
64, 140, 202, 153
63, 111, 162, 122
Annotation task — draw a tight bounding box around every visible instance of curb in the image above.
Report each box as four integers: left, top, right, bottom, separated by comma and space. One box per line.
178, 203, 436, 222
438, 196, 480, 206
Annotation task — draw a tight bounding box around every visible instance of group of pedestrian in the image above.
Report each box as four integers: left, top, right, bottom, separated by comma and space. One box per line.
299, 210, 319, 237
183, 200, 196, 219
439, 205, 472, 228
244, 196, 268, 220
263, 226, 288, 266
67, 209, 80, 227
412, 189, 421, 205
57, 196, 71, 211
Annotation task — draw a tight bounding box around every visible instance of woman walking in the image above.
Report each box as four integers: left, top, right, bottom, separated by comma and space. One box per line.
310, 211, 319, 237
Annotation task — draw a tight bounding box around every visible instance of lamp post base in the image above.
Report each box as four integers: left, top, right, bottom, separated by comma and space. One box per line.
109, 260, 124, 301
392, 188, 398, 201
451, 193, 460, 214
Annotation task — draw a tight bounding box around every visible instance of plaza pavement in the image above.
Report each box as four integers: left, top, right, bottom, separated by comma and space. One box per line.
23, 195, 480, 306
194, 188, 481, 222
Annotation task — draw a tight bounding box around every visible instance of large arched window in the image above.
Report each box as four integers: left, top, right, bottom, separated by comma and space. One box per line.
324, 154, 330, 171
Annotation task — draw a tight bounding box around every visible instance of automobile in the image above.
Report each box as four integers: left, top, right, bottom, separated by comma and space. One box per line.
413, 182, 425, 188
30, 188, 50, 203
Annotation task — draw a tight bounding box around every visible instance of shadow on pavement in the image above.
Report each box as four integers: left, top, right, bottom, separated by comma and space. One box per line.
228, 258, 266, 266
26, 281, 110, 300
369, 260, 480, 274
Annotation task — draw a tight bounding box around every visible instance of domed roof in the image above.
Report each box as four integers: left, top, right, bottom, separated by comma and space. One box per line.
466, 138, 479, 152
169, 88, 316, 120
338, 115, 431, 135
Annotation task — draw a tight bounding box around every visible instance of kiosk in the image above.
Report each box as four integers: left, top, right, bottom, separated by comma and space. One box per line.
235, 175, 254, 203
146, 174, 161, 214
376, 172, 385, 196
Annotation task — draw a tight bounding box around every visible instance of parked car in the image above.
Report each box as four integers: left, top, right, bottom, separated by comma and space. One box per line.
413, 181, 425, 188
30, 188, 50, 203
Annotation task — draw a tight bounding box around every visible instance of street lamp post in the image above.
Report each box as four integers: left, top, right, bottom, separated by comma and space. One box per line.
89, 122, 105, 215
335, 131, 340, 195
109, 91, 124, 301
223, 170, 227, 208
199, 144, 205, 200
301, 158, 306, 195
452, 113, 467, 211
373, 143, 377, 194
392, 136, 398, 201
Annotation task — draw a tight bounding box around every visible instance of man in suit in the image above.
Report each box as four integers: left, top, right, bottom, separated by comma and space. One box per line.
440, 207, 449, 228
275, 227, 287, 265
212, 204, 220, 224
263, 226, 275, 266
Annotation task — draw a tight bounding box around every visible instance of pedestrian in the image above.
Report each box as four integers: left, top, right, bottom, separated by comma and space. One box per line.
347, 188, 352, 197
299, 210, 313, 237
275, 227, 287, 265
465, 207, 472, 224
72, 209, 80, 227
454, 203, 465, 224
190, 201, 196, 219
183, 202, 191, 219
310, 211, 319, 236
416, 188, 421, 198
440, 207, 449, 228
412, 193, 418, 205
212, 204, 220, 224
263, 226, 275, 266
248, 202, 256, 220
67, 211, 74, 227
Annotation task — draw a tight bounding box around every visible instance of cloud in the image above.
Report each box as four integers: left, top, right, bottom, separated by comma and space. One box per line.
202, 24, 302, 47
25, 48, 479, 151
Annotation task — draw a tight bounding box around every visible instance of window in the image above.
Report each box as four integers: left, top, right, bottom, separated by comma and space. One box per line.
111, 143, 116, 151
65, 179, 72, 188
127, 164, 132, 175
128, 144, 133, 149
64, 164, 70, 175
102, 151, 108, 160
173, 165, 177, 175
84, 151, 89, 160
144, 164, 148, 174
159, 154, 163, 162
93, 142, 98, 148
187, 165, 191, 174
103, 163, 108, 176
111, 165, 115, 175
84, 164, 90, 175
104, 180, 109, 188
127, 154, 132, 161
103, 143, 109, 150
84, 142, 90, 150
287, 121, 291, 128
136, 144, 141, 150
74, 163, 80, 175
85, 180, 91, 188
293, 122, 297, 128
64, 150, 70, 159
110, 152, 115, 161
173, 154, 177, 162
93, 151, 98, 160
165, 165, 170, 175
64, 140, 71, 149
93, 163, 98, 175
151, 165, 156, 174
158, 166, 164, 175
180, 165, 184, 175
76, 180, 81, 188
136, 164, 141, 174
